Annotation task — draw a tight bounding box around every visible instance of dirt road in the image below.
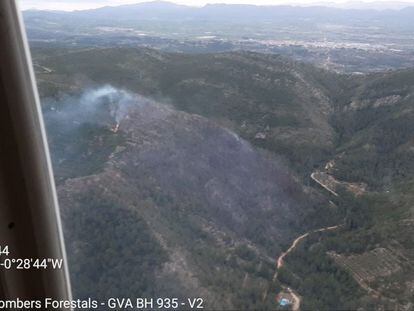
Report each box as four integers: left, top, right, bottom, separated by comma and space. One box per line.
274, 224, 342, 309
286, 287, 301, 311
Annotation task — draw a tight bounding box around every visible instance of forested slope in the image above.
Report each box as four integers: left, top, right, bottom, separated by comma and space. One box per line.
32, 47, 414, 309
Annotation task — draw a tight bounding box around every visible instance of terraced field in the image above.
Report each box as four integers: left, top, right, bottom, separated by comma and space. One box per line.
329, 248, 402, 284
329, 240, 414, 309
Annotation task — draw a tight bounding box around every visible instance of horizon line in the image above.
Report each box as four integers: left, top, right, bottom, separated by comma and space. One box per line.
20, 0, 414, 12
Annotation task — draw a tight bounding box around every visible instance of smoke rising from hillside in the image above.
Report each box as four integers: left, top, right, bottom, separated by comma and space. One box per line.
43, 85, 151, 129
42, 85, 160, 179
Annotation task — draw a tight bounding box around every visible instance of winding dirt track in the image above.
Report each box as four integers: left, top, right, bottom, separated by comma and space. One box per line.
277, 224, 341, 270
274, 224, 343, 310
286, 287, 301, 311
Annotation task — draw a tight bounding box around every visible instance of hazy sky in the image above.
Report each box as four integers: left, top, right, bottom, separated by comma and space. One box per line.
19, 0, 414, 11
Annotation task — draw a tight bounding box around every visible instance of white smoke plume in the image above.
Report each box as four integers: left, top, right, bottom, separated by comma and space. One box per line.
43, 85, 150, 130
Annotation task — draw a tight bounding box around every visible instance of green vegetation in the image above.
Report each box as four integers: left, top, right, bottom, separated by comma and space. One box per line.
33, 48, 342, 175
280, 237, 365, 310
32, 46, 414, 309
62, 192, 167, 300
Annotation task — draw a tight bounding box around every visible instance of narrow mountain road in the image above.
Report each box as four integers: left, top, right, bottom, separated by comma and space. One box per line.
286, 287, 301, 311
277, 232, 310, 270
274, 224, 343, 310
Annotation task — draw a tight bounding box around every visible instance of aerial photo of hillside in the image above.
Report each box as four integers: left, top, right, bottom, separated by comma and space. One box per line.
21, 1, 414, 309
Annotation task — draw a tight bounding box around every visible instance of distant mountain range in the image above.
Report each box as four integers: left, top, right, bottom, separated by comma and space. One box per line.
24, 0, 414, 27
22, 0, 414, 12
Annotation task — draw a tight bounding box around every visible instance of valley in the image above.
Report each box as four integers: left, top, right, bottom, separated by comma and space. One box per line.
28, 24, 414, 309
23, 3, 414, 74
